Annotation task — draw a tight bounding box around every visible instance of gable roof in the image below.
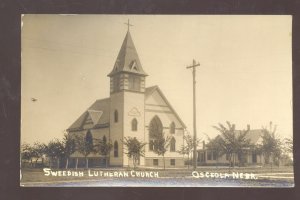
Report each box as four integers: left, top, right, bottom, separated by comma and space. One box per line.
243, 129, 263, 144
67, 98, 110, 131
145, 85, 186, 128
145, 85, 158, 99
87, 110, 103, 124
68, 86, 187, 130
211, 129, 263, 145
108, 31, 147, 77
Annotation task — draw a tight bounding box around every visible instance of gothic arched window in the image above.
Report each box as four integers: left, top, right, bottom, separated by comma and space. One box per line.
114, 110, 118, 123
170, 122, 175, 134
114, 141, 118, 157
170, 137, 176, 152
103, 135, 107, 143
149, 115, 163, 151
132, 118, 138, 131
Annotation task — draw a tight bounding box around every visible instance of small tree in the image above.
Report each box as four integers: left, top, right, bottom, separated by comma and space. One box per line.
32, 142, 47, 167
152, 132, 171, 170
205, 136, 224, 166
62, 133, 76, 169
257, 122, 282, 166
96, 136, 112, 168
123, 137, 146, 169
46, 139, 64, 168
75, 131, 95, 169
283, 137, 293, 154
212, 121, 250, 167
177, 145, 189, 167
21, 143, 34, 167
178, 133, 201, 168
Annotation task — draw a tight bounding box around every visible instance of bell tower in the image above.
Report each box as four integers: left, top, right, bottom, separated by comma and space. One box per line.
108, 20, 147, 167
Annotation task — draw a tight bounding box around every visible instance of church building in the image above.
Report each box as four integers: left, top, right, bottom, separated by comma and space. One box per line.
67, 25, 186, 168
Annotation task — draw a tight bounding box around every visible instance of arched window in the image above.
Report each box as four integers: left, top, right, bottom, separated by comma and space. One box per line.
114, 141, 118, 157
131, 118, 138, 131
85, 130, 93, 147
170, 137, 176, 152
170, 122, 175, 134
114, 110, 118, 123
149, 115, 163, 151
103, 135, 107, 143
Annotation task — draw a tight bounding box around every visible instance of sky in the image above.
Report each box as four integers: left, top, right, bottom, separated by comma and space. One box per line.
21, 15, 293, 145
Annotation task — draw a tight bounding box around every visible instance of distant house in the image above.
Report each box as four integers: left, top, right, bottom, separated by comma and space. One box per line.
197, 126, 265, 166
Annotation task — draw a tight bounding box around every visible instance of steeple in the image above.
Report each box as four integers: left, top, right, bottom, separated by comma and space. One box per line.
108, 30, 147, 77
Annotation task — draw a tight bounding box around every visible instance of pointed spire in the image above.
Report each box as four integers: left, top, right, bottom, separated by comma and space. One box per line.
108, 29, 147, 77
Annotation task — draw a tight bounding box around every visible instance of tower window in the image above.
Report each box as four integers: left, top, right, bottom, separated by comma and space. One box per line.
113, 76, 120, 92
170, 137, 176, 152
114, 141, 118, 157
114, 110, 118, 123
128, 75, 140, 91
131, 118, 138, 131
170, 122, 175, 134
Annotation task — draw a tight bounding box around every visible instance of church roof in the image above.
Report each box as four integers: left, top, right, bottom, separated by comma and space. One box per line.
68, 85, 187, 131
145, 85, 187, 128
145, 85, 158, 99
67, 98, 110, 131
108, 31, 147, 77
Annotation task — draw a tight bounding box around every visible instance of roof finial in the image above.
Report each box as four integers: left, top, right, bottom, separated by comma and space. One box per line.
124, 19, 133, 32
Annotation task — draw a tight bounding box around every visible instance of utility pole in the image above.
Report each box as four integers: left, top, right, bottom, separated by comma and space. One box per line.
186, 59, 200, 170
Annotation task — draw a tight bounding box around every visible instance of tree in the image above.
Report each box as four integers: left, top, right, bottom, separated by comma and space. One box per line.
21, 143, 35, 167
74, 131, 95, 169
46, 139, 64, 168
283, 137, 293, 154
177, 145, 189, 167
212, 121, 251, 167
95, 136, 112, 168
152, 131, 171, 170
122, 137, 146, 169
62, 133, 76, 169
32, 142, 47, 167
257, 122, 282, 166
178, 132, 201, 168
205, 136, 224, 166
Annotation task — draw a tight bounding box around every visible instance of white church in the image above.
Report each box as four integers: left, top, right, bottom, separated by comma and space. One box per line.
67, 25, 186, 168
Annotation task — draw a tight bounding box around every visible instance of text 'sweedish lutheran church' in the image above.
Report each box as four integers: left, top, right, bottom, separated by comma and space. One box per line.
67, 23, 186, 168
